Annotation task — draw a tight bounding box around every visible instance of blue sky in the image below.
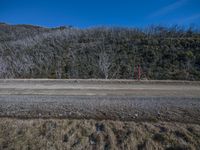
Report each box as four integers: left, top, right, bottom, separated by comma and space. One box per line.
0, 0, 200, 28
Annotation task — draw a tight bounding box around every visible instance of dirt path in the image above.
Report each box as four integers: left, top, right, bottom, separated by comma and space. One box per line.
0, 79, 199, 123
0, 79, 200, 97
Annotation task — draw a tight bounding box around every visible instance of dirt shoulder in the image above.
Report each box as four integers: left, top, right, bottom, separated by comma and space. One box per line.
0, 95, 199, 124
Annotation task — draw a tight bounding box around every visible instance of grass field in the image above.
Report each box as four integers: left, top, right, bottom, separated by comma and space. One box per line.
0, 118, 200, 150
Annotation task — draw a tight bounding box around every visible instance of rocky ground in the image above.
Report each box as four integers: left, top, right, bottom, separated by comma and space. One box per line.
0, 95, 200, 124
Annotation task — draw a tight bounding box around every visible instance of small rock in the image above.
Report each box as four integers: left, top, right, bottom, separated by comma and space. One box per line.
90, 140, 96, 145
134, 113, 138, 117
157, 111, 161, 116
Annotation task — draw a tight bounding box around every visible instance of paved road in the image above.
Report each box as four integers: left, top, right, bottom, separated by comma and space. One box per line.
0, 79, 200, 123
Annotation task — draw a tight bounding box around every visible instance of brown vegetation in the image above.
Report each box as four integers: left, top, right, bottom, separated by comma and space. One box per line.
0, 23, 200, 80
0, 118, 199, 150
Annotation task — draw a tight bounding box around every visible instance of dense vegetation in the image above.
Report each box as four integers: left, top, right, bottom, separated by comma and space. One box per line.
0, 23, 200, 80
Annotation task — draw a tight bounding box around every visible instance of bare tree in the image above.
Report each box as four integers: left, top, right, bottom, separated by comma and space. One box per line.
98, 51, 112, 79
55, 60, 62, 79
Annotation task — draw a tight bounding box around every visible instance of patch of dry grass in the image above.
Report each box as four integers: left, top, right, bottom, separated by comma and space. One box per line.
0, 118, 199, 150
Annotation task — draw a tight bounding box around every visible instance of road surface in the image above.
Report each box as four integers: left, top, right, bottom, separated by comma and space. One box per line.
0, 79, 200, 123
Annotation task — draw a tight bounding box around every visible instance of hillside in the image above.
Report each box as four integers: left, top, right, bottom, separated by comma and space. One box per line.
0, 23, 200, 80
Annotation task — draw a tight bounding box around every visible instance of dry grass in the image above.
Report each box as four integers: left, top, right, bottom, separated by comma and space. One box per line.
0, 118, 200, 150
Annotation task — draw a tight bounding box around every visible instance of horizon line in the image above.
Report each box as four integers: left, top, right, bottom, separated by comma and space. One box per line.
1, 21, 200, 29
